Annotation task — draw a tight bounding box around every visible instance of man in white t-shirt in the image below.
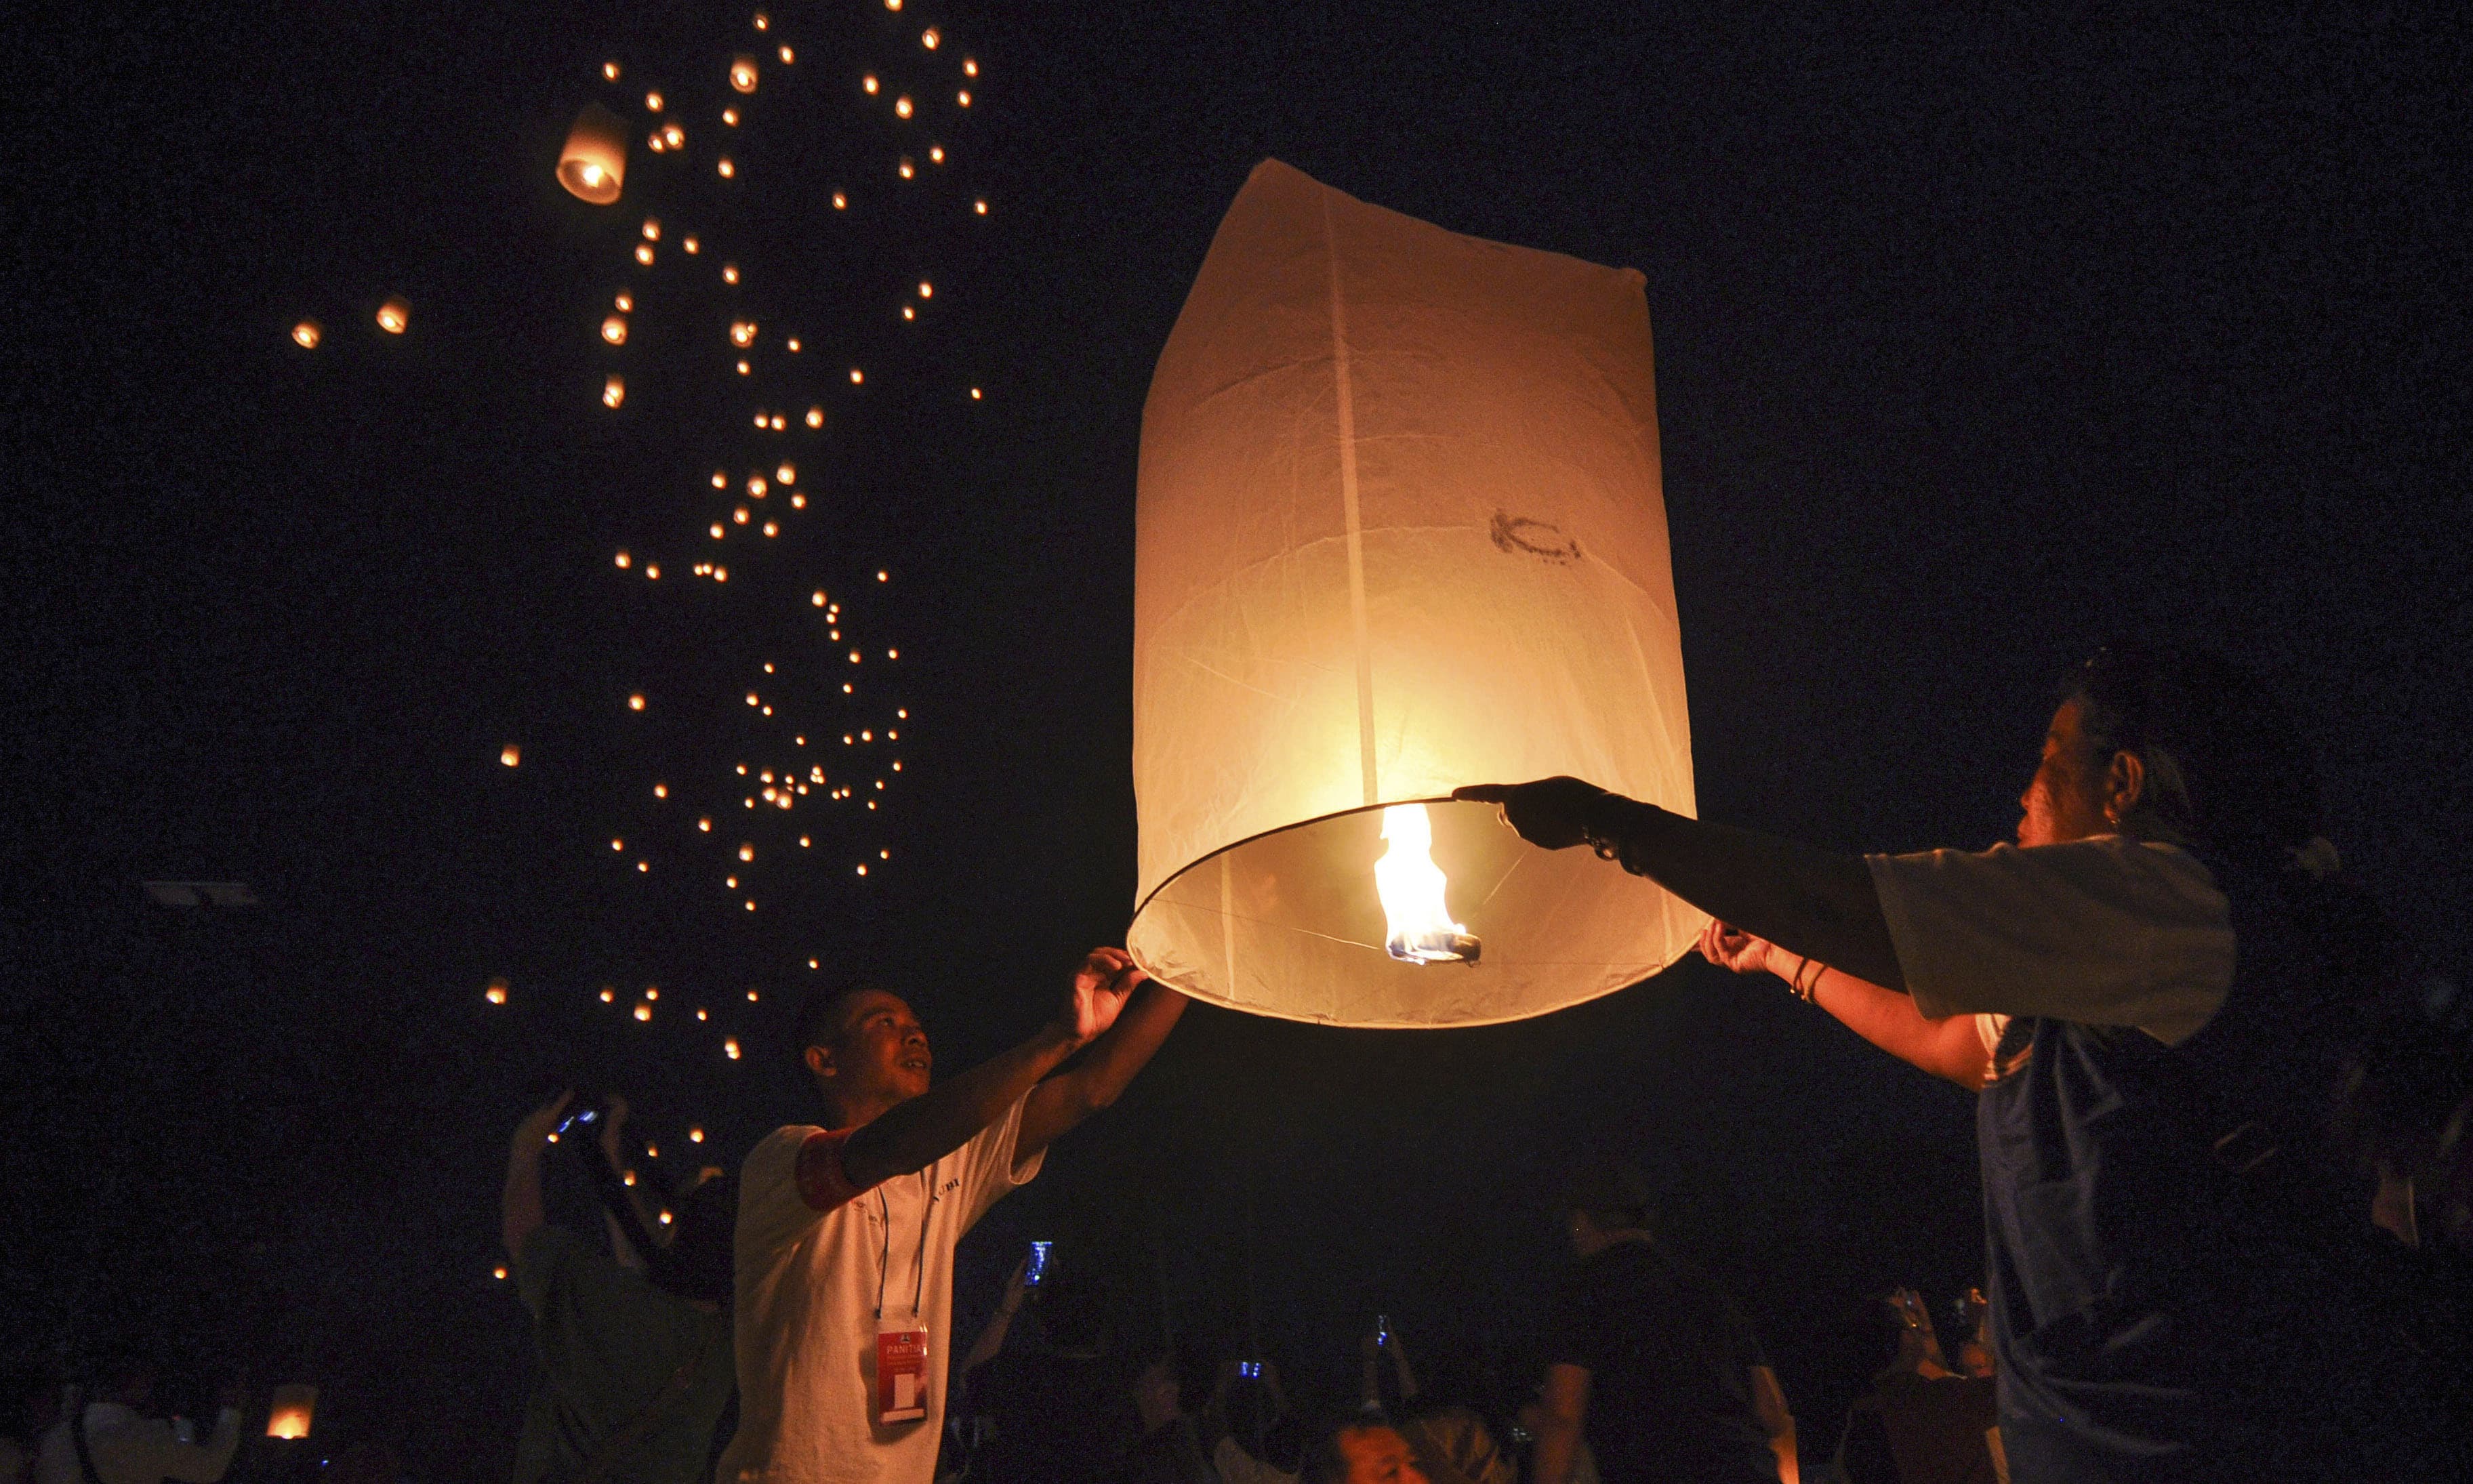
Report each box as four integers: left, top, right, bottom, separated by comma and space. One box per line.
718, 946, 1187, 1484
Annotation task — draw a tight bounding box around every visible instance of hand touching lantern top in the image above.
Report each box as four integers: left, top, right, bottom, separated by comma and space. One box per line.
1452, 778, 1906, 990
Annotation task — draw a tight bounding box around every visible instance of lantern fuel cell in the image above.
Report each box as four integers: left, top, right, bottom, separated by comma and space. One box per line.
1126, 161, 1704, 1028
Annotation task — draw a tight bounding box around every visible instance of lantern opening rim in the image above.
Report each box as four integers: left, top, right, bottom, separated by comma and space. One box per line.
1131, 793, 1465, 924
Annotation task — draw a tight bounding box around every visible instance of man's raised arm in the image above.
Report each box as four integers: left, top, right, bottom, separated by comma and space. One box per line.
840, 949, 1145, 1189
1017, 974, 1189, 1159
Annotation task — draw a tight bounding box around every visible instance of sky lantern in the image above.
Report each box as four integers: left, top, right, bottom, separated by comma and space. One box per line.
558, 102, 629, 204
290, 320, 321, 348
1124, 160, 1702, 1029
375, 297, 409, 334
264, 1385, 316, 1439
731, 55, 759, 92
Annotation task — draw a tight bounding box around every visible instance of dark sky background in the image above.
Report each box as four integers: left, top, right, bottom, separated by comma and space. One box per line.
6, 1, 2469, 1474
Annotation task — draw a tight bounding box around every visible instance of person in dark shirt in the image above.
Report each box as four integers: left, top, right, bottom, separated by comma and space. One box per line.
1532, 1161, 1797, 1484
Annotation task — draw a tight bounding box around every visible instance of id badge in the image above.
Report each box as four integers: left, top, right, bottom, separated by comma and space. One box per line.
874, 1314, 929, 1425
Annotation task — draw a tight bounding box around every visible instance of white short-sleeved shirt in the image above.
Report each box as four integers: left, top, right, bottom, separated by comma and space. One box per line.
718, 1095, 1043, 1484
1865, 836, 2239, 1050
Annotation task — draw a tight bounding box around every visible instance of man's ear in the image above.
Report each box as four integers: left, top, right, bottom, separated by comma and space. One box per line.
804, 1044, 834, 1079
2106, 749, 2147, 821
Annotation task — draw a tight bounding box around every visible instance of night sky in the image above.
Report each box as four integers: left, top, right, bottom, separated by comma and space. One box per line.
7, 2, 2469, 1472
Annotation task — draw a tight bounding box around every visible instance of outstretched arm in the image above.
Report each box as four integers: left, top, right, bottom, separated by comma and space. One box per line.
1699, 920, 1990, 1089
1454, 779, 1906, 990
503, 1091, 573, 1259
1018, 974, 1189, 1160
1752, 1365, 1800, 1484
843, 949, 1148, 1188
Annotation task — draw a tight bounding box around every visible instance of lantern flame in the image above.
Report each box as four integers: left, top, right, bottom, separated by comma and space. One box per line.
1374, 804, 1479, 965
265, 1385, 316, 1440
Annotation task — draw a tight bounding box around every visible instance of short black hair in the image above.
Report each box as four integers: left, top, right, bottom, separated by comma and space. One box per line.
1561, 1155, 1654, 1233
791, 978, 891, 1067
2062, 640, 2321, 869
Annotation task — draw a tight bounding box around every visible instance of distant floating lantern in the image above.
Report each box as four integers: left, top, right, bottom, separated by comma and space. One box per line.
849, 368, 863, 384
969, 386, 983, 399
779, 45, 794, 64
600, 315, 628, 344
603, 61, 620, 81
731, 55, 758, 91
895, 95, 914, 118
636, 245, 654, 266
500, 744, 521, 767
559, 102, 629, 204
922, 26, 940, 47
493, 1265, 509, 1281
645, 91, 663, 111
806, 406, 824, 426
973, 197, 987, 214
723, 108, 740, 126
615, 292, 632, 310
661, 122, 683, 148
603, 375, 626, 408
1124, 161, 1702, 1028
726, 1038, 742, 1058
957, 90, 972, 108
722, 263, 740, 283
375, 297, 409, 334
291, 319, 321, 348
898, 157, 915, 179
863, 75, 879, 95
717, 157, 735, 178
614, 551, 631, 568
654, 782, 668, 797
485, 978, 508, 1004
682, 236, 700, 253
777, 463, 795, 482
918, 280, 933, 298
928, 145, 945, 164
753, 11, 769, 28
689, 1126, 705, 1142
731, 319, 757, 346
634, 1004, 651, 1021
628, 693, 646, 710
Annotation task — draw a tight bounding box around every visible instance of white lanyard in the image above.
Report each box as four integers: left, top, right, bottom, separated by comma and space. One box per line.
874, 1171, 933, 1321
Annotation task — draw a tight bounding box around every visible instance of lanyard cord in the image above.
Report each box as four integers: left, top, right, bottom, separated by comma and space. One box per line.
874, 1171, 933, 1320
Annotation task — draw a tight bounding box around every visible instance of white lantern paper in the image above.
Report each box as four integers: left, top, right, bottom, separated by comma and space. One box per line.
1126, 160, 1703, 1028
558, 103, 629, 205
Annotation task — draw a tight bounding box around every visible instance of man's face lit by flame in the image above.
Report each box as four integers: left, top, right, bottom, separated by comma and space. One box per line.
805, 989, 931, 1116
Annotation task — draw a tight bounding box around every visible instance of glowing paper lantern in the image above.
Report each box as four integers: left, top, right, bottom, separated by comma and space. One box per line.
1124, 161, 1702, 1029
266, 1385, 316, 1439
375, 297, 409, 334
558, 103, 629, 204
731, 55, 759, 93
291, 320, 321, 348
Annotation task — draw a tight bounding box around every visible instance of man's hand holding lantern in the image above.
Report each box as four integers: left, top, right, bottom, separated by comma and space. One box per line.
1058, 947, 1147, 1049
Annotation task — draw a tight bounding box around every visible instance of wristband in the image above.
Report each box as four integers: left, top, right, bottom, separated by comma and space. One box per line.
1581, 793, 1660, 869
1790, 955, 1826, 1002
